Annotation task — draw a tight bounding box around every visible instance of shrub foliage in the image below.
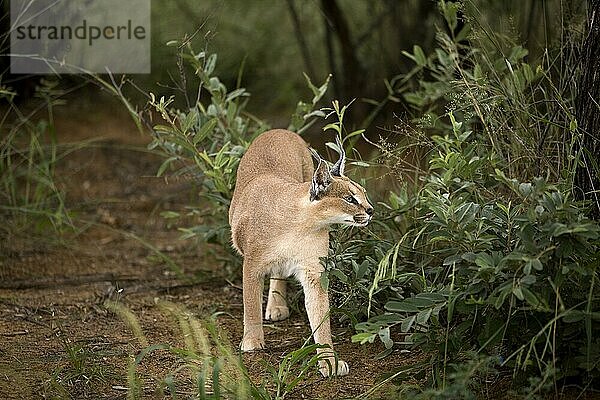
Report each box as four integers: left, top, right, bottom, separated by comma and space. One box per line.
349, 1, 600, 394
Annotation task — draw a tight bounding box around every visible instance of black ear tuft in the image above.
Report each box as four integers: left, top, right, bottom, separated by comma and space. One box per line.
330, 135, 346, 177
309, 147, 332, 201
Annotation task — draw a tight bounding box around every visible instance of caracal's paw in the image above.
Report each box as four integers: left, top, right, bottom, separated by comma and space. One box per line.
240, 335, 265, 352
319, 359, 349, 377
265, 304, 290, 321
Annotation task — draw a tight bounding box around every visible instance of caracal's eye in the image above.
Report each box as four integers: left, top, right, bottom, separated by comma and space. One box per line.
344, 195, 358, 205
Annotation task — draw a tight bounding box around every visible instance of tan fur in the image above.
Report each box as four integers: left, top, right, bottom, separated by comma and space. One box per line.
229, 129, 373, 377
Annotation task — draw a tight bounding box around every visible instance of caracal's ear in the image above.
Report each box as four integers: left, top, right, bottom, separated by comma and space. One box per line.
330, 135, 346, 177
309, 147, 332, 201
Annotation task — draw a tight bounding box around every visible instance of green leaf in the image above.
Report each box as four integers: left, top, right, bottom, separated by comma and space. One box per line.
386, 300, 418, 313
323, 122, 340, 133
320, 272, 330, 291
447, 295, 456, 322
378, 327, 394, 349
157, 156, 177, 177
522, 63, 534, 82
455, 23, 471, 42
455, 202, 478, 225
416, 308, 432, 325
304, 73, 330, 104
225, 88, 248, 102
517, 183, 532, 198
512, 286, 524, 301
388, 191, 407, 210
402, 50, 417, 64
403, 92, 426, 107
351, 332, 376, 344
193, 118, 218, 145
326, 141, 341, 153
570, 119, 578, 132
521, 275, 536, 285
180, 110, 198, 134
356, 260, 370, 280
330, 269, 349, 283
412, 45, 427, 67
387, 296, 436, 314
346, 129, 365, 141
350, 161, 370, 167
204, 53, 217, 75
522, 288, 541, 308
475, 253, 495, 269
443, 254, 462, 266
416, 292, 446, 302
160, 211, 180, 219
441, 0, 458, 31
153, 124, 173, 133
375, 347, 394, 360
494, 284, 512, 309
401, 315, 416, 332
563, 311, 584, 323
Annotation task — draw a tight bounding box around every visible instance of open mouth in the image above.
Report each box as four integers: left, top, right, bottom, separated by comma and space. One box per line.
352, 216, 371, 226
342, 215, 371, 227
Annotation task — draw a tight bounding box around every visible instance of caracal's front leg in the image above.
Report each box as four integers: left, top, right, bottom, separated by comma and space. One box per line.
265, 273, 289, 321
298, 264, 349, 377
241, 259, 265, 351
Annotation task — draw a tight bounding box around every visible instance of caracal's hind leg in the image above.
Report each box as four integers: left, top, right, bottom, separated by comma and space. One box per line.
265, 273, 289, 321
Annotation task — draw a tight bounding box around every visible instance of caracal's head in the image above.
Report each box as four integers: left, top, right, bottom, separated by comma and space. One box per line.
309, 137, 373, 228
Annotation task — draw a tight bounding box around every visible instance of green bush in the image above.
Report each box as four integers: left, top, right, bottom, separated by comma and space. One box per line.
354, 112, 599, 389
345, 1, 600, 395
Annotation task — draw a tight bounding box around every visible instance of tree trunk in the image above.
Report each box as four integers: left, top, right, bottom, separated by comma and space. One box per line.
575, 0, 600, 218
320, 0, 365, 104
285, 0, 317, 79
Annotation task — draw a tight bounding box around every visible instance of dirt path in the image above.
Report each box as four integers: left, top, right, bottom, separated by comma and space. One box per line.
0, 103, 410, 399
